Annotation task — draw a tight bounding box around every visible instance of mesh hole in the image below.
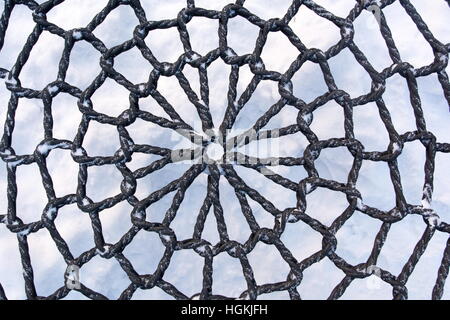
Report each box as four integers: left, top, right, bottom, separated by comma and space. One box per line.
11, 98, 44, 155
81, 255, 131, 299
65, 41, 102, 89
186, 17, 219, 55
114, 47, 151, 84
28, 229, 67, 296
299, 257, 346, 299
289, 5, 341, 51
163, 249, 204, 297
15, 163, 47, 223
144, 28, 184, 63
91, 78, 130, 117
122, 230, 165, 275
247, 242, 291, 285
92, 5, 139, 48
54, 204, 94, 258
46, 149, 78, 197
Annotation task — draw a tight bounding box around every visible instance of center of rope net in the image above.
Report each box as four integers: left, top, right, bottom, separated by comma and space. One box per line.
204, 141, 225, 162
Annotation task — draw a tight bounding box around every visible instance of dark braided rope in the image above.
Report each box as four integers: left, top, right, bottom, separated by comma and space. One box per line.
0, 0, 449, 300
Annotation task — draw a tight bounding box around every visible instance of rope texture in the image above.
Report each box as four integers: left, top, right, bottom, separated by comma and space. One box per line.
0, 0, 449, 300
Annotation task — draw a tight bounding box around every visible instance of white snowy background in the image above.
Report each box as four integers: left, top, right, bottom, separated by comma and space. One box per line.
0, 0, 449, 300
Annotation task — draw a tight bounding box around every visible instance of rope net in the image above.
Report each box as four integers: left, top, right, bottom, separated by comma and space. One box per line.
0, 0, 449, 300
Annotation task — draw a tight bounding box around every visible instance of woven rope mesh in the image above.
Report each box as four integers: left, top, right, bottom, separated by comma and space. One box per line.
0, 0, 449, 300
